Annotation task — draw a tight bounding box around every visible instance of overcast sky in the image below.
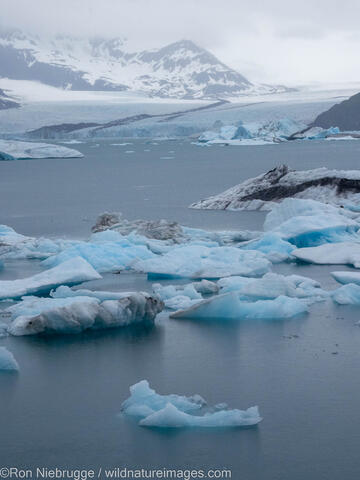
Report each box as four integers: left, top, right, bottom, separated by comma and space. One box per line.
1, 0, 360, 85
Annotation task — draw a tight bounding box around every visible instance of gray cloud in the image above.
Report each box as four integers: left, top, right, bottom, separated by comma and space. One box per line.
1, 0, 360, 84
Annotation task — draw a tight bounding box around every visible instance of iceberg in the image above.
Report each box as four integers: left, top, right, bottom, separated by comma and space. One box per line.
135, 244, 270, 279
0, 139, 83, 160
190, 165, 360, 211
0, 224, 30, 246
331, 271, 360, 285
152, 283, 203, 310
139, 402, 261, 428
0, 347, 19, 371
218, 273, 326, 301
42, 232, 155, 273
170, 293, 308, 320
0, 257, 101, 301
332, 284, 360, 304
121, 380, 206, 418
241, 232, 295, 262
7, 292, 164, 336
292, 243, 360, 268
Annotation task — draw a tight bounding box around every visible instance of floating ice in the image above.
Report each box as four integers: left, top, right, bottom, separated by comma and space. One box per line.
0, 257, 101, 301
135, 244, 270, 279
0, 224, 30, 247
292, 243, 360, 267
139, 402, 261, 428
332, 284, 360, 304
190, 165, 360, 211
0, 347, 19, 371
42, 232, 155, 273
218, 273, 326, 301
331, 271, 360, 285
152, 283, 202, 310
0, 139, 83, 160
171, 293, 308, 320
121, 380, 206, 418
7, 292, 163, 336
192, 279, 219, 295
122, 380, 261, 429
241, 232, 295, 262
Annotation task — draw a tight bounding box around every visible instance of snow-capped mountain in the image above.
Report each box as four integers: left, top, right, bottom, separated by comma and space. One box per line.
0, 31, 289, 99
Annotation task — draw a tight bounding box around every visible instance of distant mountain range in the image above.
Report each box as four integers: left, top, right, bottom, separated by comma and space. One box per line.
312, 91, 360, 131
0, 31, 291, 100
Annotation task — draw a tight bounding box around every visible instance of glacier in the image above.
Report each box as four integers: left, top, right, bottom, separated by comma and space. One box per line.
6, 291, 164, 336
170, 293, 308, 320
0, 139, 83, 160
190, 165, 360, 211
0, 347, 19, 371
121, 380, 261, 428
0, 257, 101, 301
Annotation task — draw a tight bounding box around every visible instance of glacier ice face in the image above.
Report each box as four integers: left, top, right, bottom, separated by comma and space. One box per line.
122, 380, 261, 429
139, 402, 261, 428
0, 347, 19, 371
0, 140, 83, 160
6, 291, 164, 336
293, 243, 360, 268
171, 292, 308, 320
121, 380, 206, 418
218, 273, 326, 301
190, 166, 360, 211
0, 257, 101, 301
135, 244, 270, 279
331, 283, 360, 304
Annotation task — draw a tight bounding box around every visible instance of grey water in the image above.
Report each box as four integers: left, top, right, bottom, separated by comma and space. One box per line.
1, 139, 360, 479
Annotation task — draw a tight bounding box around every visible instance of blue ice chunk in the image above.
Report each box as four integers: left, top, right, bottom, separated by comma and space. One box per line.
0, 347, 19, 371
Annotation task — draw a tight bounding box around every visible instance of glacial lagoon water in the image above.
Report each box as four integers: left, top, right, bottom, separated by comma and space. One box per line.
1, 139, 360, 479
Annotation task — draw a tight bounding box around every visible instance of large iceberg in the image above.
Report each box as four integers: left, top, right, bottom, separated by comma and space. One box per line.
0, 257, 101, 301
171, 293, 308, 320
0, 347, 19, 371
190, 165, 360, 211
292, 243, 360, 267
6, 291, 164, 336
0, 139, 83, 160
121, 380, 261, 428
135, 244, 270, 279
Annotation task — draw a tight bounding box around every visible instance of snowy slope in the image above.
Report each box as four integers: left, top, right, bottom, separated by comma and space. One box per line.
0, 31, 289, 99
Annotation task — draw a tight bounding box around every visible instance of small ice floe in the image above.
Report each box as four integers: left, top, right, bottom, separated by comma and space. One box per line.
331, 271, 360, 285
0, 257, 101, 301
292, 243, 360, 268
0, 347, 19, 371
152, 283, 203, 310
332, 284, 360, 305
6, 290, 164, 336
121, 380, 261, 428
0, 139, 83, 160
170, 293, 308, 321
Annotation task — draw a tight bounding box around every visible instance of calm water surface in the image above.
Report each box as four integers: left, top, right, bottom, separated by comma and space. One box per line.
1, 139, 360, 479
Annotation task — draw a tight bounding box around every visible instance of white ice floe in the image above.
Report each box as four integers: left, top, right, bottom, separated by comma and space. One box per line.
152, 283, 203, 310
0, 139, 83, 160
190, 165, 360, 211
121, 380, 261, 428
139, 402, 261, 428
218, 273, 326, 302
331, 283, 360, 304
292, 243, 360, 268
6, 291, 163, 336
0, 257, 101, 301
170, 293, 308, 320
0, 224, 31, 247
331, 271, 360, 285
135, 244, 270, 279
0, 347, 19, 371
